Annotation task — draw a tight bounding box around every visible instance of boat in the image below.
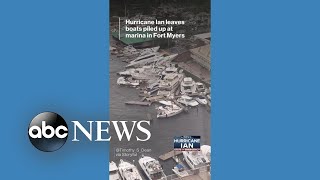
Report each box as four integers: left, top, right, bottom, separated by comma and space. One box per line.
200, 145, 211, 162
156, 90, 171, 97
126, 53, 178, 68
183, 151, 210, 170
109, 161, 121, 180
118, 68, 135, 76
117, 77, 140, 86
177, 95, 199, 107
195, 96, 208, 105
147, 82, 159, 91
207, 94, 211, 101
126, 53, 161, 68
157, 73, 183, 97
131, 66, 161, 81
122, 45, 139, 56
156, 102, 183, 118
118, 159, 143, 180
172, 164, 189, 178
196, 82, 207, 95
139, 46, 160, 56
161, 66, 178, 76
139, 155, 166, 180
159, 73, 183, 91
180, 77, 197, 95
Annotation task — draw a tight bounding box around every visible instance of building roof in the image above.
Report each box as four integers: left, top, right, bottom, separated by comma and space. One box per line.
190, 44, 211, 62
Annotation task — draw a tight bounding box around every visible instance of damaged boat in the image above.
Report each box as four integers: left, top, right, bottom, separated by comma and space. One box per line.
126, 53, 178, 68
177, 95, 199, 107
156, 101, 183, 118
180, 77, 197, 95
195, 96, 208, 105
117, 77, 140, 86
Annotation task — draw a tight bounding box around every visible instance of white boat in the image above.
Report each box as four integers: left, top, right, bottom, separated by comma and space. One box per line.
196, 82, 207, 94
183, 151, 210, 170
126, 53, 178, 68
180, 77, 197, 95
177, 95, 199, 107
207, 94, 211, 101
117, 77, 140, 86
161, 66, 178, 76
159, 100, 173, 106
139, 155, 166, 180
195, 97, 208, 105
126, 53, 161, 68
122, 45, 139, 56
131, 66, 161, 81
157, 102, 183, 118
118, 159, 143, 180
139, 46, 160, 56
118, 68, 135, 76
109, 161, 121, 180
156, 90, 171, 97
159, 73, 183, 91
172, 164, 189, 178
147, 82, 159, 91
201, 145, 211, 162
206, 94, 211, 108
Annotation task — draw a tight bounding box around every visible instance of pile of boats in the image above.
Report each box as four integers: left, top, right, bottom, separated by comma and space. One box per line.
109, 145, 211, 180
109, 156, 165, 180
115, 45, 211, 118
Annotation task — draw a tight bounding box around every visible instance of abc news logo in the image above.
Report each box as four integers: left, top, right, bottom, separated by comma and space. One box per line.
28, 112, 151, 152
28, 112, 68, 152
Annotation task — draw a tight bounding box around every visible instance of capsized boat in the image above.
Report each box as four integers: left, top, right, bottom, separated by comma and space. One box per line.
109, 161, 121, 180
139, 155, 166, 180
118, 159, 143, 180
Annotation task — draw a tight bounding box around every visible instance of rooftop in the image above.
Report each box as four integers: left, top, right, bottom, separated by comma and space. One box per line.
190, 44, 211, 62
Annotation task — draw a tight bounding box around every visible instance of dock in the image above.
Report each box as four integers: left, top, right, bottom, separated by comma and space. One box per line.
125, 101, 151, 106
159, 150, 182, 161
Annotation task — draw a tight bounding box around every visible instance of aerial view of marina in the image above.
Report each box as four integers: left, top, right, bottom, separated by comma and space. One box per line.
109, 0, 211, 179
